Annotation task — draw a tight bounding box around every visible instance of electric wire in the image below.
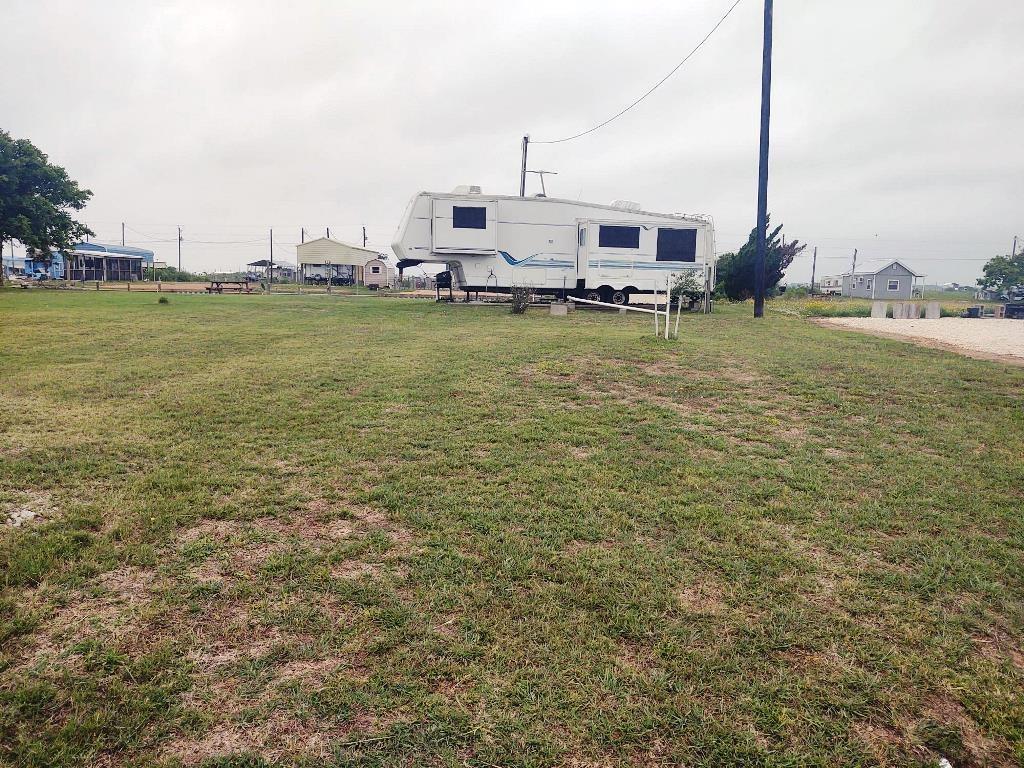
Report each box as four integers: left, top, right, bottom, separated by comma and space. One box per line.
532, 0, 744, 145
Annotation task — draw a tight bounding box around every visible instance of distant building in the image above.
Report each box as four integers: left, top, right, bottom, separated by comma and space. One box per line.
842, 260, 922, 299
2, 256, 26, 277
295, 237, 391, 285
363, 257, 396, 289
819, 275, 843, 295
24, 242, 155, 281
246, 259, 296, 282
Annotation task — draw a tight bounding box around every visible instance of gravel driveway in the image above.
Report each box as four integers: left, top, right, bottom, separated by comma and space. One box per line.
819, 317, 1024, 365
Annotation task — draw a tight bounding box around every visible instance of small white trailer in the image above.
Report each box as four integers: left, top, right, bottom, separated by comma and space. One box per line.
392, 189, 715, 305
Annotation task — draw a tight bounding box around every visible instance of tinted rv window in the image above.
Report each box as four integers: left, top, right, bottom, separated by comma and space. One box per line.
453, 206, 487, 229
656, 228, 697, 262
598, 225, 640, 249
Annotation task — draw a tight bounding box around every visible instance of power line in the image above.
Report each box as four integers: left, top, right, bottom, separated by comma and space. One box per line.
532, 0, 744, 145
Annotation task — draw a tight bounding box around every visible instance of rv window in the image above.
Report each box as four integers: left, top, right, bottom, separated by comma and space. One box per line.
453, 206, 487, 229
656, 228, 697, 262
598, 225, 640, 249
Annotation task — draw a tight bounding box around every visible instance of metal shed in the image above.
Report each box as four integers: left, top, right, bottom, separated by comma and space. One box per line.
295, 237, 384, 285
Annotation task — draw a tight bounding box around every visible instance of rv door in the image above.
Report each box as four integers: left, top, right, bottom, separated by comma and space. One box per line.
576, 221, 589, 286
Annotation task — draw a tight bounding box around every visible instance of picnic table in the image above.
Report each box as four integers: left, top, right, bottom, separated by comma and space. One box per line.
206, 280, 254, 294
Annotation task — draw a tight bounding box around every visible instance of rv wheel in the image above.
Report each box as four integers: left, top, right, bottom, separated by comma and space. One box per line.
584, 289, 602, 303
610, 289, 629, 305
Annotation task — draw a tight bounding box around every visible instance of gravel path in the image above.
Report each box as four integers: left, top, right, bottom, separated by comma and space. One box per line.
820, 317, 1024, 365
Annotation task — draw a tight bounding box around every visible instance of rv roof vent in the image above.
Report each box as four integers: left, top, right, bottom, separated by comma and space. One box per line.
451, 185, 483, 194
611, 200, 641, 211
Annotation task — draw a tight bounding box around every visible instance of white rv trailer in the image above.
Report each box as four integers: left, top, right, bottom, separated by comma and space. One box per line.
392, 190, 715, 305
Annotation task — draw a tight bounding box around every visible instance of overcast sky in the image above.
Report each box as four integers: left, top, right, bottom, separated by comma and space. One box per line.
3, 0, 1022, 283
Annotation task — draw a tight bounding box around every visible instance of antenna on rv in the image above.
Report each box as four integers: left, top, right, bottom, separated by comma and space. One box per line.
526, 170, 558, 197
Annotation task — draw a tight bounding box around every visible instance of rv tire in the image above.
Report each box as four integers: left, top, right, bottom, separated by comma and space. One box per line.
610, 289, 629, 305
583, 289, 602, 303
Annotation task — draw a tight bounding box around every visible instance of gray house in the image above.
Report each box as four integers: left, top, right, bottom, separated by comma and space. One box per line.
841, 259, 922, 300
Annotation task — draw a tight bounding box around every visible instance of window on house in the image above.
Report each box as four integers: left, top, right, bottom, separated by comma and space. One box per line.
655, 228, 697, 262
866, 280, 872, 290
371, 266, 381, 274
858, 276, 865, 284
452, 206, 487, 229
598, 225, 640, 249
887, 279, 900, 291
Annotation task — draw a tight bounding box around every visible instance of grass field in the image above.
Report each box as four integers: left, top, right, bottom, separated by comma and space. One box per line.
1, 290, 1022, 768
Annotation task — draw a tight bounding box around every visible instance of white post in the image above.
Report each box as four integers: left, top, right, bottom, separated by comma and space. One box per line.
674, 274, 683, 339
664, 276, 670, 339
654, 286, 660, 337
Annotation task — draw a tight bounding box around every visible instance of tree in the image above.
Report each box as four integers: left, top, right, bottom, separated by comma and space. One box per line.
977, 253, 1024, 296
0, 130, 93, 278
714, 218, 805, 301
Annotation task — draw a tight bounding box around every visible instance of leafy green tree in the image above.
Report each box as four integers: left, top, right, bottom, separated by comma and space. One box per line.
715, 219, 805, 301
0, 130, 93, 276
977, 253, 1024, 296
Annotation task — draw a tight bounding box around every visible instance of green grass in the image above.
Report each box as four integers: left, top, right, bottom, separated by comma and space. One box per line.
1, 290, 1021, 767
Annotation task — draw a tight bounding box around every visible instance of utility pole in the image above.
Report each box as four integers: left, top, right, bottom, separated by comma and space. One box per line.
519, 135, 529, 197
752, 0, 773, 318
362, 226, 367, 248
268, 228, 273, 293
177, 227, 182, 272
301, 227, 305, 244
121, 222, 125, 247
810, 246, 817, 295
1013, 236, 1018, 258
326, 227, 331, 239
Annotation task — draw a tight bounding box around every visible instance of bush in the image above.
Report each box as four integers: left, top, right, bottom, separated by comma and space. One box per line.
510, 286, 532, 314
157, 296, 169, 304
671, 272, 704, 306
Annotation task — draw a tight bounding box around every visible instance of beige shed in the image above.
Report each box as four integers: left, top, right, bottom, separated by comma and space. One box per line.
295, 237, 384, 285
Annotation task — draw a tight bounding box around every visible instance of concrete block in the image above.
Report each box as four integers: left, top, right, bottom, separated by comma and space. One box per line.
891, 302, 904, 319
925, 301, 941, 319
871, 301, 888, 318
549, 303, 568, 317
904, 302, 919, 319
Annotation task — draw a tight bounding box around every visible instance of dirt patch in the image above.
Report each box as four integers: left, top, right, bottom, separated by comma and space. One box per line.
162, 709, 356, 765
14, 566, 157, 670
676, 580, 725, 613
615, 639, 659, 675
972, 628, 1024, 670
3, 489, 56, 528
815, 318, 1024, 367
918, 692, 1015, 766
852, 721, 906, 762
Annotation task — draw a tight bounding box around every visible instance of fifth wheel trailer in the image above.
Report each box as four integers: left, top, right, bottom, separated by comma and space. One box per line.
392, 190, 715, 305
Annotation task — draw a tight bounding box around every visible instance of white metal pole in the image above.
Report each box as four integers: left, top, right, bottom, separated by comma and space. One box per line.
654, 286, 660, 336
664, 276, 671, 339
674, 275, 683, 339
